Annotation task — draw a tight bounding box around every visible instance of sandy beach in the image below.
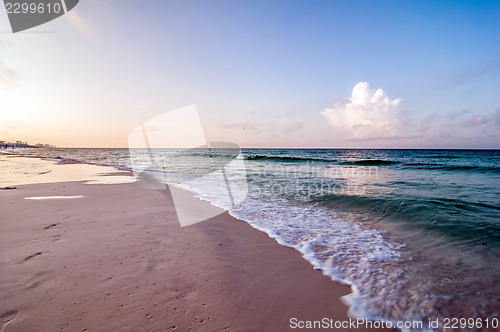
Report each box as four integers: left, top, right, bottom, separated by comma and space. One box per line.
0, 154, 394, 331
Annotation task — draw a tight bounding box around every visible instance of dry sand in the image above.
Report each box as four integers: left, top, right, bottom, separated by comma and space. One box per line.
0, 155, 393, 331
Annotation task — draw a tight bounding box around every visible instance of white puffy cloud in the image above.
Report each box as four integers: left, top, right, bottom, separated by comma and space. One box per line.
321, 82, 402, 140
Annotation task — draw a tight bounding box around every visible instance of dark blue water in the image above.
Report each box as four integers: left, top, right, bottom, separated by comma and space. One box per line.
242, 149, 500, 246
10, 148, 500, 331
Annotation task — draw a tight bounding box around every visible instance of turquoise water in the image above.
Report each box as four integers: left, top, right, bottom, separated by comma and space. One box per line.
11, 148, 500, 331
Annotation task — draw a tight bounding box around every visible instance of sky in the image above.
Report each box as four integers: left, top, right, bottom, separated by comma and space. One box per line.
0, 0, 499, 148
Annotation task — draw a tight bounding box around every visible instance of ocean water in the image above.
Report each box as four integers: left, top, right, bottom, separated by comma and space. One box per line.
9, 148, 500, 331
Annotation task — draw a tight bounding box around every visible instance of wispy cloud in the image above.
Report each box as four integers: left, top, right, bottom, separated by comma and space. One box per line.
447, 108, 470, 121
468, 115, 488, 126
217, 114, 305, 141
450, 66, 488, 86
0, 60, 18, 84
65, 9, 93, 36
348, 135, 421, 142
495, 108, 500, 125
279, 118, 304, 132
419, 113, 438, 131
219, 121, 261, 132
467, 109, 500, 126
321, 82, 402, 140
449, 62, 500, 87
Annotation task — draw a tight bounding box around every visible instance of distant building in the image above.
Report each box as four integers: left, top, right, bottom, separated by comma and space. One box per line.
35, 143, 56, 148
15, 141, 29, 148
0, 139, 54, 149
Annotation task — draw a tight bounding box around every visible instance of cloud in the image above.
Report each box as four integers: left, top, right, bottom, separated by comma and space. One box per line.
280, 118, 304, 132
321, 82, 402, 140
469, 115, 488, 126
319, 82, 499, 148
219, 121, 260, 131
450, 66, 488, 86
65, 9, 93, 36
449, 62, 500, 87
349, 135, 421, 142
419, 113, 438, 131
219, 114, 305, 135
466, 109, 500, 127
0, 61, 18, 84
447, 108, 470, 120
494, 108, 500, 125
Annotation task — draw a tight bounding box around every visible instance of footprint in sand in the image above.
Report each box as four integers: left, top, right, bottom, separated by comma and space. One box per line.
22, 252, 42, 262
0, 310, 20, 332
43, 223, 59, 230
25, 271, 49, 290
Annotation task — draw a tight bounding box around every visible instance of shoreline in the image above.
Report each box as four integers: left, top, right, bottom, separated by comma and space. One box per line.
0, 153, 395, 331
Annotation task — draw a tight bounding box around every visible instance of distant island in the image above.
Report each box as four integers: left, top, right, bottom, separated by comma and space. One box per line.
0, 140, 56, 149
